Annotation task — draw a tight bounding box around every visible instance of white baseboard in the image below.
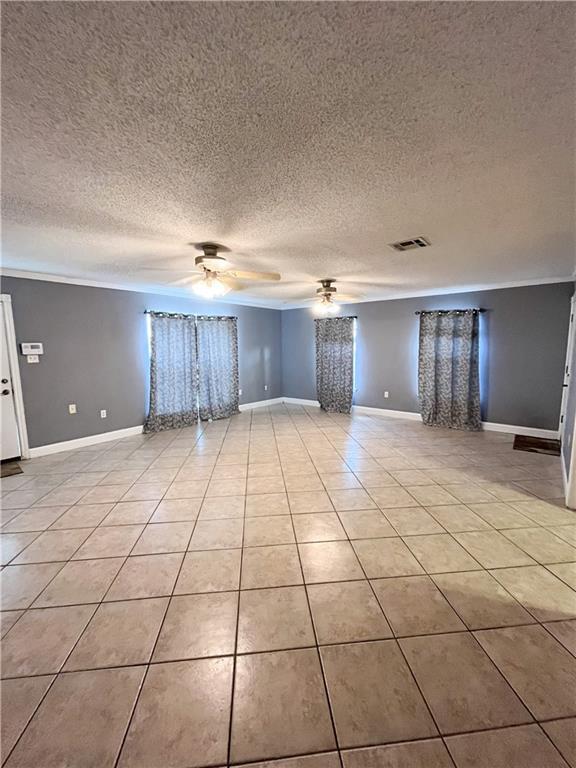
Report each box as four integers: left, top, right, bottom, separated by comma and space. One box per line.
481, 421, 559, 440
28, 426, 144, 458
352, 405, 422, 421
239, 397, 283, 411
283, 397, 321, 407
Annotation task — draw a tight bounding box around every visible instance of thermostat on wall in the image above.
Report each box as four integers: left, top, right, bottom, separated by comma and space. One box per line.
20, 342, 44, 355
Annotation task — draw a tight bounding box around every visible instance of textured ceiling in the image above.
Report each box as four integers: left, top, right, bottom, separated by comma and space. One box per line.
2, 1, 575, 307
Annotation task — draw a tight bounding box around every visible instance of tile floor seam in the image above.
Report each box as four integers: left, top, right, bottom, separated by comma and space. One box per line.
277, 417, 344, 768
226, 413, 249, 768
110, 419, 217, 768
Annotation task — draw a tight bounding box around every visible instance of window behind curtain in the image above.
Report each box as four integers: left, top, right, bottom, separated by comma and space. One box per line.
315, 317, 355, 413
197, 316, 240, 421
418, 309, 481, 431
144, 313, 199, 432
144, 312, 239, 432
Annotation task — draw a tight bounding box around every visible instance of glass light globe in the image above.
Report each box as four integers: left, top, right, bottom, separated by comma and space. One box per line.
192, 275, 232, 299
315, 297, 339, 314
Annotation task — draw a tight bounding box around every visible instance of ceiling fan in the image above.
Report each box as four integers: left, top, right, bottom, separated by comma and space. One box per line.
146, 243, 281, 299
302, 279, 363, 314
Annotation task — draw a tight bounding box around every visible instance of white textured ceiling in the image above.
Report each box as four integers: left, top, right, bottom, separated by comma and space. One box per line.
2, 1, 575, 307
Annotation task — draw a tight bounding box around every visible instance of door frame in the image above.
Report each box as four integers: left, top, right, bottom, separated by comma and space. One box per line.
559, 294, 576, 440
1, 294, 30, 459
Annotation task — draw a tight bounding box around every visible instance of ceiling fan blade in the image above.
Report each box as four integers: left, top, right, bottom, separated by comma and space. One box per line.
227, 270, 281, 282
333, 293, 363, 302
167, 275, 200, 287
217, 275, 244, 291
140, 267, 198, 274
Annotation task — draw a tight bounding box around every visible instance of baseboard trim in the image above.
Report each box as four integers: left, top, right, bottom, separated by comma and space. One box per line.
481, 421, 559, 439
352, 405, 422, 421
282, 397, 321, 407
28, 426, 144, 458
239, 398, 283, 411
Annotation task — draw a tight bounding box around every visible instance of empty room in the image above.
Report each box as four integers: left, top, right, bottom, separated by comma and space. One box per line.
1, 2, 575, 767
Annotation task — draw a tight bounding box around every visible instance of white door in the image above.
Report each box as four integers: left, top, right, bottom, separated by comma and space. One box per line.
1, 310, 21, 460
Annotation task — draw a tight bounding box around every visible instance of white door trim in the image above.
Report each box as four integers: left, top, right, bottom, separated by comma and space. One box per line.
559, 294, 575, 440
0, 295, 30, 459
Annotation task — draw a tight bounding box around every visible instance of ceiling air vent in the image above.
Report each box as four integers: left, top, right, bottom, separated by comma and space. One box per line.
390, 236, 430, 252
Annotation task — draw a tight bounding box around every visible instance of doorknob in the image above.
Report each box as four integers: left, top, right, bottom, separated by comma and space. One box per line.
1, 389, 10, 396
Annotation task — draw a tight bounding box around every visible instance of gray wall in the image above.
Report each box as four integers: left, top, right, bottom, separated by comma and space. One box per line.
4, 276, 572, 449
3, 277, 282, 448
282, 282, 573, 430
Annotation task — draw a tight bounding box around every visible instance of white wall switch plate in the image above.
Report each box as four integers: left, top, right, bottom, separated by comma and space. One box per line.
21, 342, 44, 355
100, 409, 107, 418
26, 354, 39, 364
238, 388, 242, 395
68, 404, 77, 414
384, 391, 389, 398
264, 384, 268, 391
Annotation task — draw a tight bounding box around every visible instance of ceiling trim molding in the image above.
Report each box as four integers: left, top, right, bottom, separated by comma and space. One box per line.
1, 268, 572, 311
282, 275, 575, 309
0, 268, 281, 310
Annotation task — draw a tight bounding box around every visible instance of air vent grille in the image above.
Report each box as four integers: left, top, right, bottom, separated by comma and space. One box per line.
390, 236, 430, 252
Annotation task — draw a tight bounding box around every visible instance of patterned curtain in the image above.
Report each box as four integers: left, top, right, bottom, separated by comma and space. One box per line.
315, 317, 355, 413
197, 316, 240, 421
418, 309, 481, 431
144, 313, 199, 433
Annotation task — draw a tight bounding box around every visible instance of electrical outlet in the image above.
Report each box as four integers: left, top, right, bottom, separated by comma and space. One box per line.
68, 404, 77, 414
384, 391, 389, 398
264, 384, 268, 391
100, 409, 107, 419
27, 355, 39, 364
238, 388, 242, 396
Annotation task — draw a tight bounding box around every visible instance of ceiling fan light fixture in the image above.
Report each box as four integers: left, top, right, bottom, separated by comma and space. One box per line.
315, 294, 339, 315
192, 273, 231, 299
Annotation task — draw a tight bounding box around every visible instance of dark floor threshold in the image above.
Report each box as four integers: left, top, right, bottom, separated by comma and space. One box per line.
513, 434, 561, 456
1, 459, 23, 477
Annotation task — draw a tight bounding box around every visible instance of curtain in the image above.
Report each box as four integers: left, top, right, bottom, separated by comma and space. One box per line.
315, 317, 355, 413
418, 309, 481, 431
197, 316, 240, 421
144, 313, 199, 433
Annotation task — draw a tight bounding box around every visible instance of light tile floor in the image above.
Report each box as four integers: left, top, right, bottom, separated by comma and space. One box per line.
1, 404, 575, 768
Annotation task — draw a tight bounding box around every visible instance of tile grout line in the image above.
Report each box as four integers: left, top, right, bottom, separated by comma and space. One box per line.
225, 408, 250, 767
111, 419, 215, 768
276, 412, 346, 768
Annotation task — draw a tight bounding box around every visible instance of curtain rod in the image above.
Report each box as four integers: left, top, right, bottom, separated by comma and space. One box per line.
314, 315, 358, 319
144, 311, 237, 320
415, 309, 485, 315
